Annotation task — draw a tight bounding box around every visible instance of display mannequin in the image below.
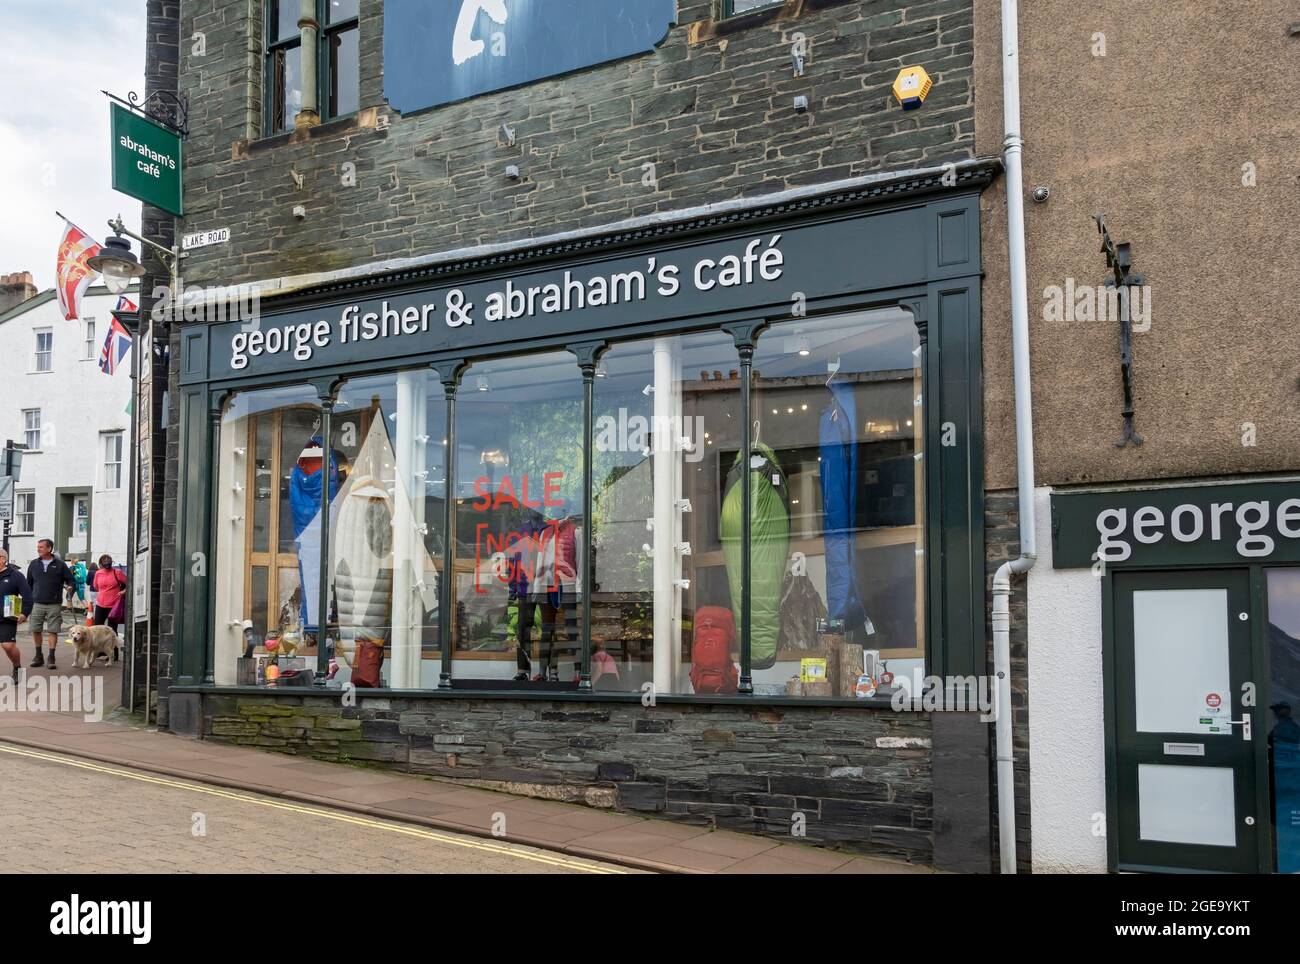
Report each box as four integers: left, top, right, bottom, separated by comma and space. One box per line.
513, 498, 578, 681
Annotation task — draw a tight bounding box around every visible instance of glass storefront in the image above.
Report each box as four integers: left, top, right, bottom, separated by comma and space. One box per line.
211, 308, 926, 698
326, 371, 447, 689
213, 384, 323, 685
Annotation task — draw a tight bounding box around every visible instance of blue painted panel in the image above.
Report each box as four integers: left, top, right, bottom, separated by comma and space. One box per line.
384, 0, 678, 114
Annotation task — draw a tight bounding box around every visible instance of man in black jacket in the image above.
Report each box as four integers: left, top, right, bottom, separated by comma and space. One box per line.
0, 548, 33, 683
26, 539, 74, 671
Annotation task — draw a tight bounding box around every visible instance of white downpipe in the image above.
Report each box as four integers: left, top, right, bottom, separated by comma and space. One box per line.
652, 338, 680, 693
994, 0, 1038, 875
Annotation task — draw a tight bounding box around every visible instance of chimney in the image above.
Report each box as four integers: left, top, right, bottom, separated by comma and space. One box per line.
0, 272, 38, 314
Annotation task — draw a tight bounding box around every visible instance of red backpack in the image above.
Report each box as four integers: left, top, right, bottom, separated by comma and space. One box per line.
690, 606, 739, 695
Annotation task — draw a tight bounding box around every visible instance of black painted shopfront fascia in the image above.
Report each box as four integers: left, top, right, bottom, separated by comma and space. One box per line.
170, 164, 995, 697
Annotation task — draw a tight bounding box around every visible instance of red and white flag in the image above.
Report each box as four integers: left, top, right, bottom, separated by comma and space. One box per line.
55, 219, 102, 320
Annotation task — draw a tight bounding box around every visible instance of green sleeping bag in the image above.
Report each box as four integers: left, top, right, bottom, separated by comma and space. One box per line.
721, 442, 790, 669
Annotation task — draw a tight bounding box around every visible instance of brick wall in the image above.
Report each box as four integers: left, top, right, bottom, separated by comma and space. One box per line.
201, 694, 937, 863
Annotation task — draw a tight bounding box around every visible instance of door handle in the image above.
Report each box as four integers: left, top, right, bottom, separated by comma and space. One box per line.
1227, 716, 1252, 741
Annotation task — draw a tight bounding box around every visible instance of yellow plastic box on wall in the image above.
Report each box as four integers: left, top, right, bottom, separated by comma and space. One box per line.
893, 65, 933, 110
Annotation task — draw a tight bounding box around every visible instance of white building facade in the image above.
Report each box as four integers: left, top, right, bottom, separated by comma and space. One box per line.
0, 283, 137, 571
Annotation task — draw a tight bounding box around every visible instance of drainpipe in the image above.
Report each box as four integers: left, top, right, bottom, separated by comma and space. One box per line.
993, 0, 1037, 875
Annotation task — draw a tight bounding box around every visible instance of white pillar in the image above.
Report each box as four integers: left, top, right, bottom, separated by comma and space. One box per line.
652, 338, 682, 693
391, 370, 425, 688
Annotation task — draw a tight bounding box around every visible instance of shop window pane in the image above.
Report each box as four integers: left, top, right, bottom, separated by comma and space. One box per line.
269, 0, 299, 43
453, 353, 584, 684
214, 385, 321, 686
327, 0, 359, 24
279, 407, 324, 554
750, 308, 924, 699
1266, 568, 1300, 872
326, 371, 447, 690
252, 415, 273, 553
593, 332, 740, 695
269, 44, 303, 133
328, 25, 359, 118
250, 567, 270, 640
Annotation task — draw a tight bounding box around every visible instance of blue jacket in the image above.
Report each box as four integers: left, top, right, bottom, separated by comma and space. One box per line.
0, 564, 33, 621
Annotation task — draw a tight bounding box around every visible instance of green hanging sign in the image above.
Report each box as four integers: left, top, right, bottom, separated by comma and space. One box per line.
110, 103, 183, 216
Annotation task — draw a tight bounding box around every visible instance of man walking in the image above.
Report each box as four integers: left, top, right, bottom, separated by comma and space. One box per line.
26, 539, 74, 671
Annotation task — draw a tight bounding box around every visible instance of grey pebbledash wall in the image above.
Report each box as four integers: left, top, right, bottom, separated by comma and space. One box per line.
200, 694, 940, 863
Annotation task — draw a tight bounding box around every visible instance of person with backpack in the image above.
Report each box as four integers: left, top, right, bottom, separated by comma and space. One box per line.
0, 549, 33, 684
26, 539, 75, 671
91, 554, 127, 655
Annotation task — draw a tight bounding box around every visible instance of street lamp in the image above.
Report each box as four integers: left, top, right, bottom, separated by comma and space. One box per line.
87, 215, 181, 299
87, 234, 144, 294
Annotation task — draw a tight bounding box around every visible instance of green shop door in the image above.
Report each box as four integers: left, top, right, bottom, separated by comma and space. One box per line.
1110, 570, 1261, 872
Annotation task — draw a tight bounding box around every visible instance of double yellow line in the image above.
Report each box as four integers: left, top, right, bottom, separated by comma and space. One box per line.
0, 743, 625, 874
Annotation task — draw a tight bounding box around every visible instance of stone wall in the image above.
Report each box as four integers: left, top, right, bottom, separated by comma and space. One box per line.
201, 693, 937, 863
984, 488, 1030, 872
175, 0, 975, 288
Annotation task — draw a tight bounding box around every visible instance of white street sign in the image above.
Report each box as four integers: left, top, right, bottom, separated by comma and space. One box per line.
182, 227, 231, 251
0, 476, 12, 523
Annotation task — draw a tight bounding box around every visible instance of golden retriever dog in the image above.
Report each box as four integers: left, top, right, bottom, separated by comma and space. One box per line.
69, 625, 119, 670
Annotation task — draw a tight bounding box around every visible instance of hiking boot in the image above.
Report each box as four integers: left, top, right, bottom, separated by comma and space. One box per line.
512, 671, 529, 682
46, 650, 56, 671
28, 650, 43, 668
546, 666, 559, 682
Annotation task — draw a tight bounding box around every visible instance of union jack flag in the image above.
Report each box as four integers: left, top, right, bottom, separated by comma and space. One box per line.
115, 294, 138, 314
99, 315, 133, 375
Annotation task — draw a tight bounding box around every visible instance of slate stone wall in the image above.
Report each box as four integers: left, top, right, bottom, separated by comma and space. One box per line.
201, 693, 937, 863
984, 489, 1030, 872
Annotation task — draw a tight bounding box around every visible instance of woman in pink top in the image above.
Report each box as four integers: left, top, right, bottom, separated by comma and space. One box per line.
92, 554, 127, 636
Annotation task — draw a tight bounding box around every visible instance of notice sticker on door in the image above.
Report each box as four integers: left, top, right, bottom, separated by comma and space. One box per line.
1198, 691, 1230, 734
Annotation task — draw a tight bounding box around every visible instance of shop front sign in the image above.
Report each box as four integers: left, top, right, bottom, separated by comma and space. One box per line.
384, 0, 678, 113
1052, 479, 1300, 569
202, 205, 933, 381
110, 103, 183, 216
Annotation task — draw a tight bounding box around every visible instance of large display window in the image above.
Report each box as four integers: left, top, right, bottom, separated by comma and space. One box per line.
450, 352, 586, 683
213, 384, 323, 685
326, 371, 447, 689
749, 307, 925, 695
210, 309, 927, 699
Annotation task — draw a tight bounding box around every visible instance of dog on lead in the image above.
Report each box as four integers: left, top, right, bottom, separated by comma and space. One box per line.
69, 625, 119, 670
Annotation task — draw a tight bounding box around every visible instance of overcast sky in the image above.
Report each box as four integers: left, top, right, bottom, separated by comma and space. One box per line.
0, 2, 146, 291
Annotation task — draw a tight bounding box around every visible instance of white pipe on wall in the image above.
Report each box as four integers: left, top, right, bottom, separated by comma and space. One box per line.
994, 0, 1038, 875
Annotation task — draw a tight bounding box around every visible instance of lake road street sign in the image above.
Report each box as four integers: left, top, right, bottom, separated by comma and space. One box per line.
110, 102, 183, 216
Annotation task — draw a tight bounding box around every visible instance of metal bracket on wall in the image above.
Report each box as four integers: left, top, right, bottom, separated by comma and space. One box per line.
1093, 214, 1145, 448
103, 88, 190, 138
